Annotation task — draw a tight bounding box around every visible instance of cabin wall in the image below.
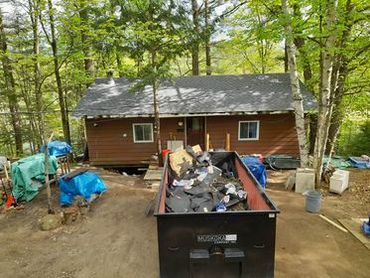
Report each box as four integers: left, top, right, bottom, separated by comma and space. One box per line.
206, 114, 299, 156
86, 117, 185, 165
86, 113, 299, 166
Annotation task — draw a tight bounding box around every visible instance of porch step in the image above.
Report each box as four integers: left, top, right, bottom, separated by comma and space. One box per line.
144, 168, 163, 190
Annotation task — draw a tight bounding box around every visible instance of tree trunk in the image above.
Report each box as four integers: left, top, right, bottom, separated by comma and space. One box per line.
205, 0, 211, 75
0, 10, 23, 155
191, 0, 200, 76
29, 0, 44, 148
292, 4, 313, 91
313, 0, 338, 187
326, 0, 353, 157
79, 4, 94, 76
281, 0, 309, 167
47, 0, 71, 144
116, 53, 125, 77
44, 133, 54, 213
284, 42, 288, 72
151, 51, 162, 166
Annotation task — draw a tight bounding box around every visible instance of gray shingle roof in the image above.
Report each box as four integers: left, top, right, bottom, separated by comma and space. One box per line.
73, 73, 317, 118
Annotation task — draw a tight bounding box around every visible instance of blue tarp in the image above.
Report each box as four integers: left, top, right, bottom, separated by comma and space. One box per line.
59, 172, 107, 205
349, 157, 370, 169
240, 156, 267, 188
41, 141, 72, 157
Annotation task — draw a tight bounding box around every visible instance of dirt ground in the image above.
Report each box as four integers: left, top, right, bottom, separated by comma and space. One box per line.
0, 168, 369, 278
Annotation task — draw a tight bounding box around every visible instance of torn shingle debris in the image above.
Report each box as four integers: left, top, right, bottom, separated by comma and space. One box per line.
165, 145, 248, 213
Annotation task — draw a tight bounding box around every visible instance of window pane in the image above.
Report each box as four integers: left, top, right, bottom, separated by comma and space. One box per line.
240, 123, 249, 139
135, 126, 144, 141
248, 122, 257, 138
192, 118, 201, 131
239, 121, 258, 139
134, 124, 153, 142
143, 125, 152, 141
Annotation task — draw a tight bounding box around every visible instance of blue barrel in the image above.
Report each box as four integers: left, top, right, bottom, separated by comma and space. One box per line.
305, 191, 321, 213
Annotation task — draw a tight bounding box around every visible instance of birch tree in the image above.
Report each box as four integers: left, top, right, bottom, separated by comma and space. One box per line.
313, 0, 339, 185
281, 0, 309, 167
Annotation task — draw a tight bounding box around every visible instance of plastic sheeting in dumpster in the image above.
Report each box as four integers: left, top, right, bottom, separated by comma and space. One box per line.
240, 156, 267, 188
40, 140, 72, 157
11, 154, 58, 202
59, 172, 107, 206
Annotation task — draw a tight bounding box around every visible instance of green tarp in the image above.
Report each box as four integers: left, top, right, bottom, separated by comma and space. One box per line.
11, 154, 58, 202
323, 155, 352, 169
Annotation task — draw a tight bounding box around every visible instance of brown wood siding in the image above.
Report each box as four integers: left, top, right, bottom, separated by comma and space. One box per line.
86, 117, 185, 165
206, 114, 299, 156
86, 113, 299, 165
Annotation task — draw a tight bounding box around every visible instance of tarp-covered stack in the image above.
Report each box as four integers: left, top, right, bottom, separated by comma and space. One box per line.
59, 170, 107, 206
166, 146, 249, 213
11, 154, 58, 202
40, 140, 72, 157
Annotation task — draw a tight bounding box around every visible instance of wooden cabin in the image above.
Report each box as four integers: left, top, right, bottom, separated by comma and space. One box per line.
74, 74, 316, 166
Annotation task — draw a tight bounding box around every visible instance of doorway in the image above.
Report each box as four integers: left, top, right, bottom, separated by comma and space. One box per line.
186, 117, 205, 149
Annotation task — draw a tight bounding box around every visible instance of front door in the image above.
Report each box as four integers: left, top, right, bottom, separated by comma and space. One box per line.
186, 117, 205, 149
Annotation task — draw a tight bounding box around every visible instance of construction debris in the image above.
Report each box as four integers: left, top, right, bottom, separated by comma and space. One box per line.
168, 145, 202, 177
165, 146, 248, 213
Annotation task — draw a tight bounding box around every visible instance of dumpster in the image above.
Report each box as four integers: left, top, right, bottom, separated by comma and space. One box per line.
154, 151, 279, 278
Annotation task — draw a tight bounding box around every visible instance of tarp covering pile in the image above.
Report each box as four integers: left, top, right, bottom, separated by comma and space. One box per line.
264, 155, 300, 170
40, 140, 72, 157
240, 156, 267, 188
323, 156, 352, 169
349, 156, 370, 169
59, 171, 107, 206
11, 154, 58, 202
323, 155, 370, 169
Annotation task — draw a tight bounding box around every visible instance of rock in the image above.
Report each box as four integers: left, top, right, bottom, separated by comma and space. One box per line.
40, 214, 63, 231
62, 206, 81, 225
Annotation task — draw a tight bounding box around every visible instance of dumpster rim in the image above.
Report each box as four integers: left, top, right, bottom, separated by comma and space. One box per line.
154, 151, 280, 216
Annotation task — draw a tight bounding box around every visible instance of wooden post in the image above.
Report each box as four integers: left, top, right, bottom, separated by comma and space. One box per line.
45, 132, 54, 214
226, 133, 230, 151
205, 133, 210, 151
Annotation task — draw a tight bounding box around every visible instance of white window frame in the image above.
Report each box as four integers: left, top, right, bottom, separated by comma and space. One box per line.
132, 123, 154, 143
238, 121, 260, 141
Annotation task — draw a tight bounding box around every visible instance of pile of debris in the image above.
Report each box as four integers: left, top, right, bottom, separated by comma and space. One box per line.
166, 146, 248, 213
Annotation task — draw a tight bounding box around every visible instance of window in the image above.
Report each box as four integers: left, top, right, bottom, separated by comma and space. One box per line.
238, 121, 260, 140
133, 123, 154, 143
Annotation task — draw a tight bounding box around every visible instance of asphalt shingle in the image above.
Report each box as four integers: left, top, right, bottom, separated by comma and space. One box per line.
73, 73, 317, 118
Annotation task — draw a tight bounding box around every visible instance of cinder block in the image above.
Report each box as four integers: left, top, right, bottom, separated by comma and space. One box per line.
330, 170, 349, 194
295, 168, 315, 193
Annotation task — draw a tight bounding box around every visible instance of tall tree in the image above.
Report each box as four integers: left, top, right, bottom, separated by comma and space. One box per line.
281, 0, 309, 167
204, 0, 211, 75
124, 0, 188, 165
40, 0, 71, 144
191, 0, 200, 75
313, 0, 339, 185
0, 9, 23, 155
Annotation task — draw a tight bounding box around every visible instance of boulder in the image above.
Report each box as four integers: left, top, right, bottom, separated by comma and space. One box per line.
39, 213, 63, 231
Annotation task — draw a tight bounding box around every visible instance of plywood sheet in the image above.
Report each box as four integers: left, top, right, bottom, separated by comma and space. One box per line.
169, 145, 201, 177
338, 218, 370, 250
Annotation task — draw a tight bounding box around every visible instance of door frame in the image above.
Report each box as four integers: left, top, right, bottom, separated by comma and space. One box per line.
185, 116, 206, 148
